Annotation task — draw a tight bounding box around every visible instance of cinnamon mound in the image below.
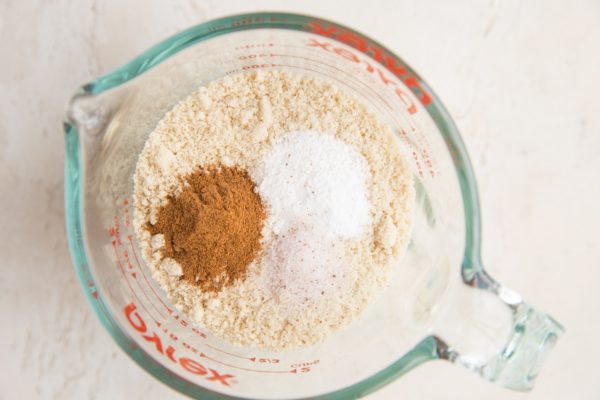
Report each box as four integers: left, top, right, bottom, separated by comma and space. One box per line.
150, 165, 266, 293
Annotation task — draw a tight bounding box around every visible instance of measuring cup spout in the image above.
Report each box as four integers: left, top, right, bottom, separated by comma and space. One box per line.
431, 269, 563, 391
64, 86, 124, 140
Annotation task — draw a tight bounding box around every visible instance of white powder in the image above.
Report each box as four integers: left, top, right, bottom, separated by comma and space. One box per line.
255, 130, 370, 307
261, 219, 353, 308
256, 130, 371, 239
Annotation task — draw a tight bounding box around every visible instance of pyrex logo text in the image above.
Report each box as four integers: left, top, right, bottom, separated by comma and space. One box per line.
306, 21, 432, 111
124, 303, 236, 387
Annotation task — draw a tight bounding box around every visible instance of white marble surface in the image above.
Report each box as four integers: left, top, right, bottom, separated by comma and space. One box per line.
1, 0, 599, 399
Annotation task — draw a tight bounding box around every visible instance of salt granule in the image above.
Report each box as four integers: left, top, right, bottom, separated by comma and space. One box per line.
263, 220, 352, 306
256, 130, 371, 239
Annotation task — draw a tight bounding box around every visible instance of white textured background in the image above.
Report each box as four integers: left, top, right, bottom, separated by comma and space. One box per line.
1, 1, 599, 399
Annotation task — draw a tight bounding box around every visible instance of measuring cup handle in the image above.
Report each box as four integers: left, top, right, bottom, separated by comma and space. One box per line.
431, 269, 564, 391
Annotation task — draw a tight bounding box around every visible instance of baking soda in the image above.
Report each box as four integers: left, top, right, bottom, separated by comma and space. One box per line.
256, 130, 371, 239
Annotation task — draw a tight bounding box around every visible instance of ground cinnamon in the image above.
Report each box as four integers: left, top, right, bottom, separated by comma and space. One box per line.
149, 164, 266, 293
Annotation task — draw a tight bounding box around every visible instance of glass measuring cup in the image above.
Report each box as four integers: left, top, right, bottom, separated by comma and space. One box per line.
63, 12, 563, 399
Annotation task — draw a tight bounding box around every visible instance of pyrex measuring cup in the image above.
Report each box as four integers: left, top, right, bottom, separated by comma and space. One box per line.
64, 12, 563, 399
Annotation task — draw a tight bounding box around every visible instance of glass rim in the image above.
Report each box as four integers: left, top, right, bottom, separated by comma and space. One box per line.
64, 11, 482, 400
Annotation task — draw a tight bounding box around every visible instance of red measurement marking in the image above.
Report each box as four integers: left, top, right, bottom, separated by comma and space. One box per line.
169, 312, 191, 329
132, 271, 166, 320
124, 210, 130, 227
412, 150, 424, 178
204, 344, 255, 361
123, 201, 131, 228
112, 241, 158, 324
122, 229, 168, 320
123, 248, 134, 270
112, 216, 122, 246
242, 63, 278, 70
290, 367, 312, 374
248, 357, 281, 364
127, 235, 173, 315
404, 122, 436, 178
230, 15, 277, 28
305, 38, 420, 114
199, 352, 293, 374
271, 53, 397, 117
399, 129, 425, 178
306, 21, 431, 107
126, 304, 237, 387
191, 327, 207, 339
291, 359, 320, 368
238, 53, 274, 60
86, 281, 98, 299
235, 43, 274, 50
155, 321, 179, 342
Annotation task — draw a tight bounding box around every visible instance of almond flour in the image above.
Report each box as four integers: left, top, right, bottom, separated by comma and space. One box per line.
133, 70, 415, 349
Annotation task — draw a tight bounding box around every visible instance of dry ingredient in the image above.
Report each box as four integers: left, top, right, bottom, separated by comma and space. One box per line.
256, 130, 371, 239
148, 165, 265, 293
255, 130, 371, 308
262, 219, 351, 307
133, 70, 415, 349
